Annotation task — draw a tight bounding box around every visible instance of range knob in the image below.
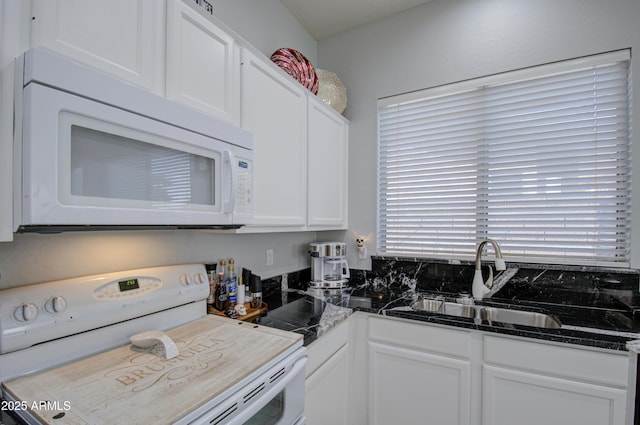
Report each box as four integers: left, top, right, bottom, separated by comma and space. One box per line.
45, 296, 67, 314
180, 273, 193, 285
194, 272, 206, 284
14, 303, 38, 322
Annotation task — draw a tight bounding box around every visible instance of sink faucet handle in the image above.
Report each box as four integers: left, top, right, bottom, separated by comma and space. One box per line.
485, 265, 494, 288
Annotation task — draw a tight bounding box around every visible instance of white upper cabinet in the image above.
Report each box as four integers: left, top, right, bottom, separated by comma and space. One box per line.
239, 48, 350, 231
30, 0, 164, 93
307, 96, 348, 229
240, 48, 308, 227
0, 0, 349, 238
165, 0, 239, 124
0, 61, 14, 242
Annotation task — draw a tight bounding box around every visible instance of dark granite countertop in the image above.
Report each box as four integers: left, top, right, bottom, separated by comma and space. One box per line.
259, 287, 638, 351
258, 256, 640, 351
258, 289, 350, 346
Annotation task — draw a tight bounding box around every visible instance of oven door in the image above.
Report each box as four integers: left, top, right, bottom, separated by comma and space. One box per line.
18, 82, 248, 229
194, 350, 307, 425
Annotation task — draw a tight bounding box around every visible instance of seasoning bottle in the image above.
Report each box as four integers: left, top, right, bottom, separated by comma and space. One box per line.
226, 259, 238, 309
214, 259, 227, 311
205, 264, 216, 305
250, 274, 262, 309
239, 268, 251, 307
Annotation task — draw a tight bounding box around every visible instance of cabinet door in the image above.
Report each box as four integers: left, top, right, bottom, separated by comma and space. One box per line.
166, 0, 238, 124
369, 342, 471, 425
0, 63, 13, 241
483, 365, 628, 425
483, 335, 630, 425
30, 0, 163, 92
307, 97, 348, 228
305, 344, 349, 425
240, 48, 307, 227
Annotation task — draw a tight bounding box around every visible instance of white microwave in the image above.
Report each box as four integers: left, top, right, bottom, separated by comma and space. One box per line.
13, 48, 253, 232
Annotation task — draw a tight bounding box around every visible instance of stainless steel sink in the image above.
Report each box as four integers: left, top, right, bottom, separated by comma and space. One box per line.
410, 299, 476, 319
410, 298, 561, 329
480, 306, 561, 329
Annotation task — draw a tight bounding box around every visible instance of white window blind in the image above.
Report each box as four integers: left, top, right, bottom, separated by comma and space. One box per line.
377, 50, 632, 266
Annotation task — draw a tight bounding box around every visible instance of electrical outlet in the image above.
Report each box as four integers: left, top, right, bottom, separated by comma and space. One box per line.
266, 248, 274, 266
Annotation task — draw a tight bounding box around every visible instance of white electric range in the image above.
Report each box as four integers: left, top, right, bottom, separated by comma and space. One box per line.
0, 264, 306, 425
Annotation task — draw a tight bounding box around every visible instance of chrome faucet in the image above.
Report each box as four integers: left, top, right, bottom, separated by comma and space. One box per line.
471, 239, 506, 299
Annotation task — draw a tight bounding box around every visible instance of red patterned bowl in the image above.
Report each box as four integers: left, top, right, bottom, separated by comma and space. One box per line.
270, 48, 319, 95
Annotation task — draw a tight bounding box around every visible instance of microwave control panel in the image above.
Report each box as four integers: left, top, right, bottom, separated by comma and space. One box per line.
235, 158, 253, 215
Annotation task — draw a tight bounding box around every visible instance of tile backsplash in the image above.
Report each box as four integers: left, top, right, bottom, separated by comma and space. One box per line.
272, 256, 640, 307
265, 256, 640, 331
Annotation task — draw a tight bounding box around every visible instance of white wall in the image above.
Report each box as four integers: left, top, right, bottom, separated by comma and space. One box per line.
0, 0, 322, 289
0, 230, 317, 289
317, 0, 640, 269
213, 0, 317, 64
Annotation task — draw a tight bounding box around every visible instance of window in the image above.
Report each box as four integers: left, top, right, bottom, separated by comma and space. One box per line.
377, 50, 632, 267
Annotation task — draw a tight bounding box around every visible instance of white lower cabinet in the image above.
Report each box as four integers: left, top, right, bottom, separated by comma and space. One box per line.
369, 342, 472, 425
482, 335, 631, 425
367, 315, 472, 425
483, 366, 627, 425
304, 319, 350, 425
305, 344, 349, 424
342, 313, 634, 425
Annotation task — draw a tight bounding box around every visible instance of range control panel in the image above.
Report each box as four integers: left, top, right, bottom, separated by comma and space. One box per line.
93, 276, 164, 300
0, 264, 209, 355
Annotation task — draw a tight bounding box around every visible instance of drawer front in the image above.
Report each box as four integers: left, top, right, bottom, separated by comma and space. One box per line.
369, 316, 471, 358
484, 334, 629, 387
306, 318, 349, 377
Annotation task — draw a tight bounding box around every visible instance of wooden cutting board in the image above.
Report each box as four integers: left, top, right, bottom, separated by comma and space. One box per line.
2, 315, 302, 424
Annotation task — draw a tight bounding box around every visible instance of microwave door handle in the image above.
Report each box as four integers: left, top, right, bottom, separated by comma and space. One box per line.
223, 150, 237, 214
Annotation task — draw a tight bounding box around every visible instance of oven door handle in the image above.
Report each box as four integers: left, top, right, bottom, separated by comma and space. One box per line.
227, 355, 307, 425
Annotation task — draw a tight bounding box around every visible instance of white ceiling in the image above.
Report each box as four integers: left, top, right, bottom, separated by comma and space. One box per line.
280, 0, 434, 40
